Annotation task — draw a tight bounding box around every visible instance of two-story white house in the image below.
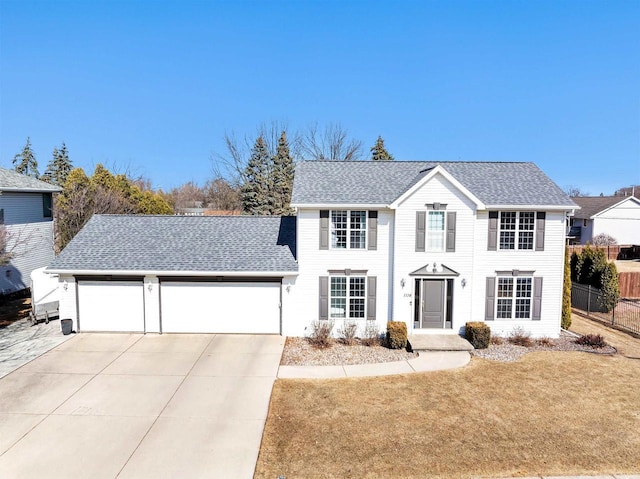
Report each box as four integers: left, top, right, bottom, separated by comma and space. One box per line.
568, 195, 640, 245
48, 161, 575, 338
0, 167, 61, 294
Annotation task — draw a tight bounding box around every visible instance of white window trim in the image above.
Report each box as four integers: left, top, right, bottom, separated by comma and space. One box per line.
495, 276, 533, 320
329, 275, 367, 320
426, 210, 446, 252
498, 211, 536, 251
330, 210, 367, 250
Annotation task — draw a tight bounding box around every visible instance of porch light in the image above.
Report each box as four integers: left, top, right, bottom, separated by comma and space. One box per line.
286, 284, 291, 293
461, 278, 467, 288
400, 278, 406, 288
432, 262, 437, 273
147, 282, 153, 292
63, 280, 68, 291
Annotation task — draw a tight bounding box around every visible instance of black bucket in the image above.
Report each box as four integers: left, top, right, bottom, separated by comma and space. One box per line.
60, 318, 73, 335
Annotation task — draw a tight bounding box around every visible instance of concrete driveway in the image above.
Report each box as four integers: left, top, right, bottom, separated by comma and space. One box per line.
0, 333, 284, 479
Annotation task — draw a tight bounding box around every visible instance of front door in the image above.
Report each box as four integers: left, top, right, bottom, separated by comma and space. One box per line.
421, 280, 445, 328
414, 278, 452, 329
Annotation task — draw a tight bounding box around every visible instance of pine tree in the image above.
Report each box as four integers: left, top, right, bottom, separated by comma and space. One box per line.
562, 247, 572, 329
42, 142, 73, 186
241, 137, 272, 215
370, 136, 394, 161
12, 137, 40, 177
272, 131, 295, 215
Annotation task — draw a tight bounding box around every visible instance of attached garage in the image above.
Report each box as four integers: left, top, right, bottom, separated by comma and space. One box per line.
160, 280, 281, 334
77, 280, 145, 332
47, 215, 298, 335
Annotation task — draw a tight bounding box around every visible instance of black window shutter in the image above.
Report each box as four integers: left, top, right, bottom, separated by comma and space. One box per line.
446, 211, 456, 252
485, 277, 496, 321
535, 212, 546, 251
416, 211, 426, 252
367, 276, 377, 321
368, 211, 378, 251
319, 210, 329, 250
319, 276, 329, 320
532, 277, 543, 320
487, 211, 498, 251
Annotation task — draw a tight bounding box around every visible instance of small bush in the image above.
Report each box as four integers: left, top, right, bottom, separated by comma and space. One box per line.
508, 327, 533, 347
490, 335, 504, 346
464, 322, 491, 349
386, 321, 407, 349
361, 321, 381, 347
308, 320, 334, 349
337, 320, 358, 346
536, 336, 554, 347
575, 334, 608, 349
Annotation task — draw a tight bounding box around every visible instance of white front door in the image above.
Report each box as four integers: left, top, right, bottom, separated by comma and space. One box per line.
77, 281, 145, 332
160, 282, 281, 334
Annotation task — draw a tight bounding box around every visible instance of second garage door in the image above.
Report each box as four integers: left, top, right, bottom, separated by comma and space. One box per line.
160, 281, 281, 334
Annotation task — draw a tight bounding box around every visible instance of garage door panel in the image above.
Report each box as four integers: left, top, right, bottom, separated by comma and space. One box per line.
78, 281, 145, 332
160, 282, 280, 334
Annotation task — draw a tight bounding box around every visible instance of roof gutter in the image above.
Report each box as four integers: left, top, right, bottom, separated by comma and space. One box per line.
484, 204, 578, 211
44, 269, 299, 277
291, 203, 389, 209
0, 187, 62, 193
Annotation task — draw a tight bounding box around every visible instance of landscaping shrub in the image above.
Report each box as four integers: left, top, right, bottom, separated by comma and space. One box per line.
508, 326, 533, 347
575, 334, 608, 349
308, 320, 334, 349
571, 245, 620, 313
464, 322, 491, 349
490, 335, 504, 346
337, 320, 358, 346
386, 321, 407, 349
536, 337, 554, 347
361, 321, 381, 347
562, 246, 572, 330
599, 262, 620, 312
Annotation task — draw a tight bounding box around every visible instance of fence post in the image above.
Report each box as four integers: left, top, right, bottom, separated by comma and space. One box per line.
612, 302, 615, 325
587, 285, 591, 315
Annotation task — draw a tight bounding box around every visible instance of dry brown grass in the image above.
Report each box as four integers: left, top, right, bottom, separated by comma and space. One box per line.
256, 352, 640, 478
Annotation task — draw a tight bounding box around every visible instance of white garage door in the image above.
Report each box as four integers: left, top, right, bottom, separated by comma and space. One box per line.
78, 281, 145, 332
160, 282, 281, 334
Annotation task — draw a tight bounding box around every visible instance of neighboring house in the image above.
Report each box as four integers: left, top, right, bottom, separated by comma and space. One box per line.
0, 167, 61, 294
568, 196, 640, 245
48, 161, 576, 339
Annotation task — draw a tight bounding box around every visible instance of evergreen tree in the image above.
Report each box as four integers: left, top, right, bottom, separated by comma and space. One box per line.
241, 137, 273, 215
272, 131, 295, 215
370, 136, 394, 161
12, 137, 39, 177
562, 247, 572, 329
42, 142, 73, 186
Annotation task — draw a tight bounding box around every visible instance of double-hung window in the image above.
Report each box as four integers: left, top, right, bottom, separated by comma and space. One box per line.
427, 211, 445, 251
499, 212, 535, 250
496, 277, 533, 319
331, 210, 366, 249
330, 276, 366, 319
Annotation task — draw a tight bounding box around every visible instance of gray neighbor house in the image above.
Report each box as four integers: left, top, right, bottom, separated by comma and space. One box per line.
0, 167, 61, 295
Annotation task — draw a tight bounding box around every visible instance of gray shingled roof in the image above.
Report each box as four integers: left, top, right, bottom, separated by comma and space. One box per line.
0, 167, 61, 192
571, 196, 638, 218
48, 215, 298, 273
291, 161, 576, 207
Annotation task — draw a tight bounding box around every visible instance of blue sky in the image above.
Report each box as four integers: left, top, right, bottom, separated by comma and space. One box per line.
1, 0, 638, 195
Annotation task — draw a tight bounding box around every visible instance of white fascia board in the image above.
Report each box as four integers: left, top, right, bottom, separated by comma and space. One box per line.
0, 187, 62, 193
591, 196, 640, 219
485, 204, 578, 211
44, 269, 299, 277
390, 165, 486, 210
291, 203, 389, 209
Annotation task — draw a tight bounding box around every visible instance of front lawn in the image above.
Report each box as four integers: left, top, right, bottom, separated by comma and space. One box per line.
255, 352, 640, 478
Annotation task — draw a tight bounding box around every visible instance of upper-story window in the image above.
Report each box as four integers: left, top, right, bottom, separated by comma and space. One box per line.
499, 211, 534, 250
43, 193, 53, 219
331, 210, 366, 249
427, 211, 445, 251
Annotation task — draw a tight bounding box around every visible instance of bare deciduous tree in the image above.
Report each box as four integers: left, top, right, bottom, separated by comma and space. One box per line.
564, 186, 589, 197
592, 233, 617, 246
300, 122, 363, 161
0, 225, 35, 266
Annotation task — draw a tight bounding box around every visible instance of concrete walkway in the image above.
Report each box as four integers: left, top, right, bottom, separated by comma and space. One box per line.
0, 318, 72, 379
278, 350, 471, 378
492, 475, 639, 479
0, 333, 284, 479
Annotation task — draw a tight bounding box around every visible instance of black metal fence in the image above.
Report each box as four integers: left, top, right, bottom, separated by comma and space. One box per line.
571, 283, 640, 335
